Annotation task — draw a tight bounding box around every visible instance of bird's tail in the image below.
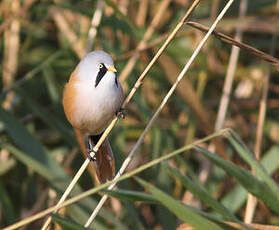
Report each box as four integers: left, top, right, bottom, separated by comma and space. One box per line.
89, 135, 115, 184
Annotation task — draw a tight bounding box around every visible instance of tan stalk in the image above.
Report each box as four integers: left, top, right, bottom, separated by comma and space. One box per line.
119, 0, 171, 83
84, 0, 234, 227
197, 0, 247, 204
244, 0, 279, 223
0, 0, 35, 35
118, 32, 169, 60
156, 53, 228, 159
136, 0, 148, 27
1, 0, 21, 194
2, 0, 20, 109
86, 0, 104, 52
211, 0, 220, 20
186, 22, 279, 69
50, 7, 86, 58
214, 0, 247, 132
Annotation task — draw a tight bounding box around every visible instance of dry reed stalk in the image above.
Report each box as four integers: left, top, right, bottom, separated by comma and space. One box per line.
202, 0, 248, 167
118, 0, 129, 14
255, 71, 271, 156
84, 0, 234, 227
136, 0, 148, 27
214, 0, 247, 132
2, 0, 20, 109
0, 0, 35, 35
62, 9, 90, 46
209, 16, 279, 34
187, 22, 279, 70
244, 0, 279, 223
156, 56, 204, 119
86, 0, 104, 52
1, 0, 21, 177
211, 0, 220, 20
157, 53, 228, 159
0, 1, 5, 13
117, 32, 170, 60
196, 0, 247, 204
121, 0, 201, 108
119, 0, 171, 83
50, 7, 86, 59
117, 0, 131, 52
42, 1, 201, 229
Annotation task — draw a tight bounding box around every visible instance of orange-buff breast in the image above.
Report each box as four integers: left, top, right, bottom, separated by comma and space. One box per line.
63, 66, 79, 128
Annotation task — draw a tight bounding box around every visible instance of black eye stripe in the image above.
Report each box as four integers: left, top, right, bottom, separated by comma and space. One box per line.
95, 63, 107, 87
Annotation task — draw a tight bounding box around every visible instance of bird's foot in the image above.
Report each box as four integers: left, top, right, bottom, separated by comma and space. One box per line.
116, 107, 126, 119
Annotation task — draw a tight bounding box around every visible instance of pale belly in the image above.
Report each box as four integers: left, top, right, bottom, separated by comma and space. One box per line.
64, 80, 123, 135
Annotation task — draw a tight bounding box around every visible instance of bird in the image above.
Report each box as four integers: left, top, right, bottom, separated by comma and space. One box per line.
62, 50, 124, 183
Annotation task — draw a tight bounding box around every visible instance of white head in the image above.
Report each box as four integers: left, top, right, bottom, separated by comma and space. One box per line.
77, 50, 117, 88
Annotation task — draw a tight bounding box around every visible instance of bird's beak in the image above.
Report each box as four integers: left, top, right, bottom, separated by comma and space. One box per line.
108, 66, 117, 72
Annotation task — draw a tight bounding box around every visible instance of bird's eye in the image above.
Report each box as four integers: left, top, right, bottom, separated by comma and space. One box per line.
98, 63, 104, 69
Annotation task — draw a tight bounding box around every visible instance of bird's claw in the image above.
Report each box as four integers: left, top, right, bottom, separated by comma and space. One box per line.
116, 107, 126, 119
